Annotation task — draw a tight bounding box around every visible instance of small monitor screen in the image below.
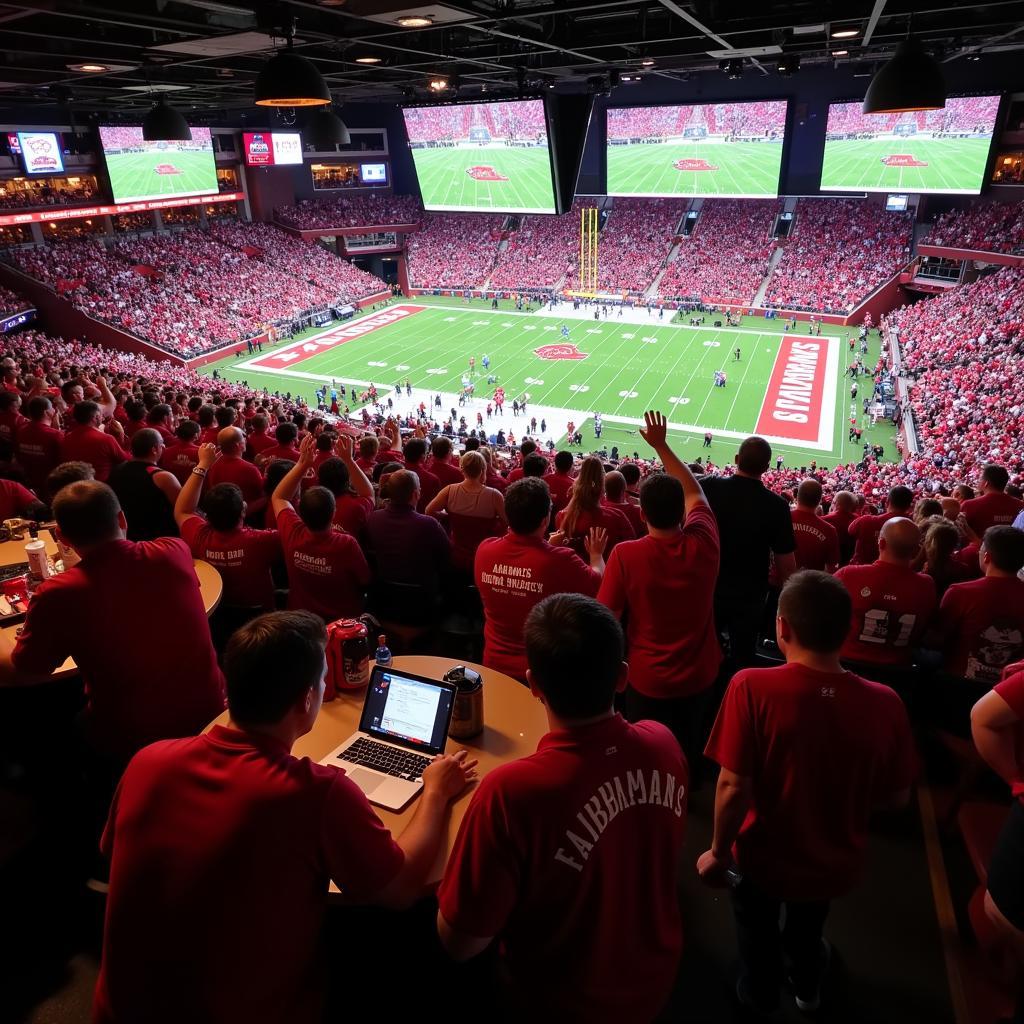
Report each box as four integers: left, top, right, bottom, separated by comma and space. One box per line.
242, 131, 303, 166
885, 193, 909, 212
18, 132, 64, 175
361, 162, 387, 183
271, 132, 303, 165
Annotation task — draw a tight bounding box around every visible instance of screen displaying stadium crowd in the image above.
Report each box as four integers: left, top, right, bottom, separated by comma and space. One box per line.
825, 95, 1001, 138
608, 100, 787, 141
403, 99, 547, 146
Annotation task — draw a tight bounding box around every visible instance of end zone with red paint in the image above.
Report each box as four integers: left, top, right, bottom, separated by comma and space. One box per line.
755, 335, 832, 445
242, 304, 426, 370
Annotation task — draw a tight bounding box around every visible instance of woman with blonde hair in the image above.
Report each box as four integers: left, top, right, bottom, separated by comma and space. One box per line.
554, 455, 634, 557
426, 449, 506, 571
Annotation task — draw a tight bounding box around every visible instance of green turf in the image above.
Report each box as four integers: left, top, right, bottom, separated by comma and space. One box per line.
206, 303, 894, 468
409, 145, 556, 213
820, 137, 992, 194
105, 149, 219, 204
606, 141, 784, 198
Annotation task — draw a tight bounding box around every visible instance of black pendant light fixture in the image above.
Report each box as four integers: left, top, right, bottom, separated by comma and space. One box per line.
862, 31, 946, 114
255, 36, 331, 107
142, 95, 192, 142
305, 104, 351, 147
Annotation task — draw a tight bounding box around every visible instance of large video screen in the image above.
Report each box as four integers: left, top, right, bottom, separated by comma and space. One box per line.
402, 99, 556, 214
820, 96, 1000, 195
606, 101, 788, 199
18, 132, 64, 175
98, 125, 219, 204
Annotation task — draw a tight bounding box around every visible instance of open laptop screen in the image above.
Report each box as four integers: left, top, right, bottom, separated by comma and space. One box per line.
360, 668, 454, 754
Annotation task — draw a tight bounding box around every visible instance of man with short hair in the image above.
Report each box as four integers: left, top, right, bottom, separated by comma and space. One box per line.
16, 395, 63, 494
175, 444, 281, 612
272, 435, 370, 622
599, 412, 719, 774
428, 436, 463, 486
940, 526, 1024, 685
546, 449, 576, 515
256, 421, 300, 469
146, 403, 175, 445
790, 479, 840, 573
109, 428, 180, 542
95, 610, 476, 1024
475, 477, 606, 681
848, 485, 914, 565
159, 419, 202, 485
245, 413, 276, 460
700, 570, 915, 1014
822, 490, 857, 567
61, 401, 130, 482
437, 593, 687, 1021
206, 426, 265, 509
834, 517, 936, 671
521, 452, 548, 479
602, 469, 643, 538
2, 481, 225, 763
506, 440, 539, 485
961, 465, 1024, 537
402, 437, 440, 510
701, 436, 796, 666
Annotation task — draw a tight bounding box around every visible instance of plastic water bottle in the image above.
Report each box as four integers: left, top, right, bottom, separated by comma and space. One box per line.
374, 634, 392, 669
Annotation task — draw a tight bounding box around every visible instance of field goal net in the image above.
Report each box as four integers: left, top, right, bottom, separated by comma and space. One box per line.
567, 205, 599, 298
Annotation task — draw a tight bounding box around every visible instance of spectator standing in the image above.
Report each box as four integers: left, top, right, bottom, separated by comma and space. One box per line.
61, 401, 129, 482
556, 456, 634, 558
848, 485, 914, 565
790, 479, 840, 573
961, 465, 1024, 536
16, 395, 63, 494
109, 428, 180, 542
159, 420, 202, 485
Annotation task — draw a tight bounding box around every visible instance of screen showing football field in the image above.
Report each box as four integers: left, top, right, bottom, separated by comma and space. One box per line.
402, 99, 556, 214
98, 125, 220, 204
606, 101, 788, 198
820, 96, 1000, 194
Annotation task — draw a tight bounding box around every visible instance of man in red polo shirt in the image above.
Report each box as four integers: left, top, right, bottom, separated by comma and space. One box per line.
245, 413, 276, 460
475, 477, 606, 681
428, 436, 463, 486
598, 411, 719, 778
438, 594, 687, 1022
175, 444, 281, 612
256, 421, 301, 469
61, 401, 130, 482
834, 517, 936, 672
205, 426, 264, 507
940, 526, 1024, 685
0, 390, 26, 452
546, 450, 576, 516
961, 465, 1024, 537
822, 490, 857, 567
602, 469, 643, 538
700, 571, 915, 1014
790, 479, 840, 572
159, 420, 201, 485
95, 611, 476, 1024
1, 480, 225, 765
848, 484, 914, 564
16, 395, 63, 495
272, 435, 370, 622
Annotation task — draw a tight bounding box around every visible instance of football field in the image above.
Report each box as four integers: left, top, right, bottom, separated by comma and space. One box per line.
607, 141, 784, 198
820, 137, 993, 193
410, 145, 556, 213
105, 149, 219, 204
208, 299, 894, 468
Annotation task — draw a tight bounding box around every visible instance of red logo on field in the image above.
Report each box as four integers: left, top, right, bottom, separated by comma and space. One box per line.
534, 343, 587, 360
881, 154, 927, 167
155, 163, 183, 175
466, 165, 508, 181
674, 158, 718, 172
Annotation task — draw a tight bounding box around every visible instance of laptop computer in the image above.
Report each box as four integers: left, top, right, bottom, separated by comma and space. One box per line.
321, 665, 458, 811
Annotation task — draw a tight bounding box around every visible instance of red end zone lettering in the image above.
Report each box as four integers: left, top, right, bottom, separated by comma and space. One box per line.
755, 336, 827, 443
245, 305, 426, 369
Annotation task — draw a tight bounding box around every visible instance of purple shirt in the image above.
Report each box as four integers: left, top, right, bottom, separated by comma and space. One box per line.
364, 503, 450, 590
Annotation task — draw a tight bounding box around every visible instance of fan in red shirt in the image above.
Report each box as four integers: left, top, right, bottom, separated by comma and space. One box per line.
556, 456, 634, 557
602, 469, 644, 538
0, 477, 45, 521
61, 401, 130, 482
159, 419, 202, 485
701, 570, 915, 1015
174, 443, 282, 612
315, 435, 375, 538
834, 517, 937, 671
245, 413, 276, 460
475, 477, 605, 681
0, 389, 27, 451
428, 436, 464, 486
789, 479, 840, 572
546, 450, 576, 517
822, 490, 857, 566
95, 611, 476, 1024
402, 436, 441, 511
16, 395, 64, 495
206, 426, 265, 509
847, 485, 914, 564
256, 421, 301, 470
598, 411, 720, 779
272, 435, 371, 622
438, 594, 687, 1023
939, 526, 1024, 685
960, 464, 1024, 536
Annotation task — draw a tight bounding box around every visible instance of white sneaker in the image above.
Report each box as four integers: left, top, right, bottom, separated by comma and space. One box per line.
791, 939, 831, 1013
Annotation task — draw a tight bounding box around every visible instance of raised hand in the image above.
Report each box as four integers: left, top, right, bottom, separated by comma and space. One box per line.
197, 442, 220, 470
334, 434, 354, 460
639, 410, 668, 450
585, 526, 609, 558
297, 432, 318, 467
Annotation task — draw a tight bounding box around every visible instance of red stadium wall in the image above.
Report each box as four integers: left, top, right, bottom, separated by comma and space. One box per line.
843, 264, 913, 326
245, 166, 297, 223
916, 244, 1024, 267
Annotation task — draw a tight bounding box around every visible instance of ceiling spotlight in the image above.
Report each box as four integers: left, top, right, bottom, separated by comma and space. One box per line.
966, 53, 982, 62
428, 76, 448, 91
863, 36, 946, 113
719, 58, 743, 79
397, 15, 433, 28
776, 54, 801, 76
355, 55, 382, 64
831, 28, 860, 39
142, 95, 192, 142
832, 49, 849, 57
69, 63, 110, 73
641, 58, 655, 67
254, 38, 332, 107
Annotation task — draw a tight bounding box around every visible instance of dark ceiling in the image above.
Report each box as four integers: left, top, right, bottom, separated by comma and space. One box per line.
0, 0, 1022, 121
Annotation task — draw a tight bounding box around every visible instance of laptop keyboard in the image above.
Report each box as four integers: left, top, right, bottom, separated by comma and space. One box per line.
338, 737, 434, 781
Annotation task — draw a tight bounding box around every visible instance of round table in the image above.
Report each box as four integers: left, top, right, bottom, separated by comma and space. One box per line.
0, 529, 223, 678
208, 654, 549, 888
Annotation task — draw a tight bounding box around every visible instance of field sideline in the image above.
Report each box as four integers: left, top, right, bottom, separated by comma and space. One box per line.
206, 298, 893, 467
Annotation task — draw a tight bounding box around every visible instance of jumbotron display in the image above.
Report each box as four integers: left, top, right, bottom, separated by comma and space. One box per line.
98, 125, 220, 205
402, 99, 557, 214
820, 96, 1000, 195
606, 101, 788, 198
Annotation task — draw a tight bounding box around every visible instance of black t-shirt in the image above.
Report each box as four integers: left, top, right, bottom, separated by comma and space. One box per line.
700, 475, 795, 602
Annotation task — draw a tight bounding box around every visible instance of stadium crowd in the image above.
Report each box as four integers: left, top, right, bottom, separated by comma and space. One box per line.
764, 199, 913, 314
922, 199, 1024, 254
488, 203, 593, 290
407, 214, 503, 289
274, 194, 423, 231
658, 199, 778, 304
